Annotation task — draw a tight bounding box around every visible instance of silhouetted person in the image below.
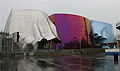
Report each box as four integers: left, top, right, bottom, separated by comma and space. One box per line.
114, 53, 118, 64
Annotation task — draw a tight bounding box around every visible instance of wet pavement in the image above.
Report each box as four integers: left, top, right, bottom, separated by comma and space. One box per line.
0, 54, 119, 71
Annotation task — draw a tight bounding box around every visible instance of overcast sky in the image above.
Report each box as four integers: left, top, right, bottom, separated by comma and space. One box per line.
0, 0, 119, 31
